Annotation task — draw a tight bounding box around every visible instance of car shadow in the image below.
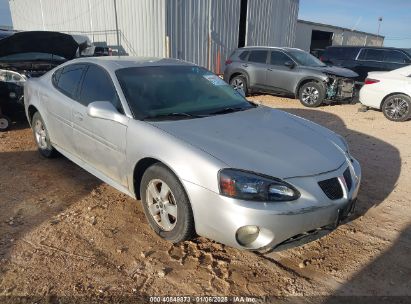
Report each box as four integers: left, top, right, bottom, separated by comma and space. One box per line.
276, 108, 401, 219
0, 150, 101, 262
324, 223, 411, 301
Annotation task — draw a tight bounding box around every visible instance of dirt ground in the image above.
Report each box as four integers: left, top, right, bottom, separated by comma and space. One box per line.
0, 96, 410, 303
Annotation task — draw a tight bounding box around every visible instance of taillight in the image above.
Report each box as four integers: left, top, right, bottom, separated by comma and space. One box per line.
364, 78, 380, 85
320, 56, 325, 62
225, 59, 233, 65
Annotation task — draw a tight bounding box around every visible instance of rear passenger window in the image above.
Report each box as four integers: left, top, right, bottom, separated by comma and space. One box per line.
56, 64, 85, 99
248, 51, 268, 64
358, 49, 384, 61
383, 50, 408, 64
239, 51, 249, 61
79, 65, 122, 112
326, 48, 359, 60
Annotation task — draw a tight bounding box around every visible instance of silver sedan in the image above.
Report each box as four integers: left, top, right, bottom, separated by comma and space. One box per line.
24, 57, 361, 251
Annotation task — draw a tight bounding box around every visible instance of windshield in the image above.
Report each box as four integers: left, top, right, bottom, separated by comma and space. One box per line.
0, 52, 66, 62
287, 49, 326, 67
116, 66, 254, 120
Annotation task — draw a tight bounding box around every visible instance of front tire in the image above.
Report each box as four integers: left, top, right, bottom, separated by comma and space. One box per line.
140, 163, 195, 243
382, 94, 411, 122
230, 75, 249, 96
0, 114, 11, 132
298, 82, 325, 107
31, 112, 57, 158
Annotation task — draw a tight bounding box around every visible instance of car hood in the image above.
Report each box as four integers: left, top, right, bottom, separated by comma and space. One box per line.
305, 65, 359, 78
0, 31, 87, 60
150, 106, 346, 179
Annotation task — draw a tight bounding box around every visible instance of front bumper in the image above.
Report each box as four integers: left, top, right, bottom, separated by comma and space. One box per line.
184, 158, 361, 250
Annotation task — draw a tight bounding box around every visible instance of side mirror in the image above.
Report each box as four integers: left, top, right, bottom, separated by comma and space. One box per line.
234, 87, 246, 98
284, 61, 295, 69
87, 101, 128, 125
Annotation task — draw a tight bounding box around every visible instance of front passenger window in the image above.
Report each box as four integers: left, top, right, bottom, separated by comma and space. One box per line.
79, 65, 122, 112
270, 51, 292, 65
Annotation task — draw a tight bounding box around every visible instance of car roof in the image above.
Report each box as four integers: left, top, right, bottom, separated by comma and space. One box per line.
238, 46, 303, 52
326, 45, 408, 52
70, 56, 195, 70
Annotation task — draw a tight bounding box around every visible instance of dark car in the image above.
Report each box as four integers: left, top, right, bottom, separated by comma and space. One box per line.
224, 47, 359, 108
0, 31, 91, 131
321, 46, 411, 82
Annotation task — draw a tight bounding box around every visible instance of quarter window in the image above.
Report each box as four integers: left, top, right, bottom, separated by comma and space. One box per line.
248, 51, 268, 64
79, 65, 122, 111
56, 64, 85, 99
383, 50, 409, 64
270, 51, 291, 65
239, 51, 249, 61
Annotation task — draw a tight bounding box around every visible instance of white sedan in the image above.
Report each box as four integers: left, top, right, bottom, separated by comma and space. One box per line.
360, 65, 411, 122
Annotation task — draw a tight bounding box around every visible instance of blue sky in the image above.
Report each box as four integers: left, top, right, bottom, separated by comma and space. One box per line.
1, 0, 410, 48
0, 0, 11, 27
299, 0, 411, 48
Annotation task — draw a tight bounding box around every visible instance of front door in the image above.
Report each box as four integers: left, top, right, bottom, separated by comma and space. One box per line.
266, 51, 297, 94
72, 64, 128, 186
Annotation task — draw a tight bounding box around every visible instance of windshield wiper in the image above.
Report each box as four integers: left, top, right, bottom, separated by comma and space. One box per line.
142, 112, 203, 121
207, 106, 252, 116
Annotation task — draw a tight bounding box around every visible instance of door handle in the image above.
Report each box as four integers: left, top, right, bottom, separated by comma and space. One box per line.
267, 68, 273, 71
242, 64, 248, 68
73, 111, 84, 121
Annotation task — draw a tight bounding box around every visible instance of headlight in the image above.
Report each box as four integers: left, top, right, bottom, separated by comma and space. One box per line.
219, 169, 300, 202
0, 69, 27, 86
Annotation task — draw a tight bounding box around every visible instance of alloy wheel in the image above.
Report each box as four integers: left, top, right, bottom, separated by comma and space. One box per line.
145, 179, 178, 231
302, 86, 319, 105
231, 78, 244, 90
384, 97, 409, 120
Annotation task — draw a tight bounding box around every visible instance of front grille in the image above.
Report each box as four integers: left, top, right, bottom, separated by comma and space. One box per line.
318, 178, 343, 200
343, 168, 353, 190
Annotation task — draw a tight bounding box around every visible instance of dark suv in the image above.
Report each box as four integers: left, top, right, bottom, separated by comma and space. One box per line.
321, 46, 411, 82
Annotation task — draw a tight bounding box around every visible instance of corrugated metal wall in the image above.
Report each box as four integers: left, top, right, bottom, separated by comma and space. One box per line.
166, 0, 241, 73
9, 0, 166, 57
246, 0, 299, 47
9, 0, 300, 72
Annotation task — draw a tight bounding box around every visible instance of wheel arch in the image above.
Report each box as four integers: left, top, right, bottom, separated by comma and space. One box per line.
380, 92, 411, 110
28, 105, 39, 126
229, 70, 250, 86
132, 157, 189, 202
295, 77, 326, 97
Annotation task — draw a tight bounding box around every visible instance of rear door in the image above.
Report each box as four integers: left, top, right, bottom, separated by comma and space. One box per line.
246, 50, 269, 89
72, 64, 128, 186
46, 64, 86, 154
265, 50, 296, 93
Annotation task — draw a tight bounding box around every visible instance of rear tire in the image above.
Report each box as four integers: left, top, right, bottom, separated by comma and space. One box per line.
140, 163, 195, 243
230, 75, 249, 96
382, 94, 411, 122
0, 114, 11, 132
31, 112, 57, 158
298, 82, 325, 107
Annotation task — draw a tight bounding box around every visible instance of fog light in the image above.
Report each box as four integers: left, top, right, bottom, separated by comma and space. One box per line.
236, 225, 260, 246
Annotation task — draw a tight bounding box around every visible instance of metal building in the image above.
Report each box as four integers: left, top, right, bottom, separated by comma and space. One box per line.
295, 20, 384, 54
9, 0, 299, 73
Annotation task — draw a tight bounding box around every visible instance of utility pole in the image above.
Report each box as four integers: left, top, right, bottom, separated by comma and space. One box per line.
377, 17, 383, 36
113, 0, 121, 55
